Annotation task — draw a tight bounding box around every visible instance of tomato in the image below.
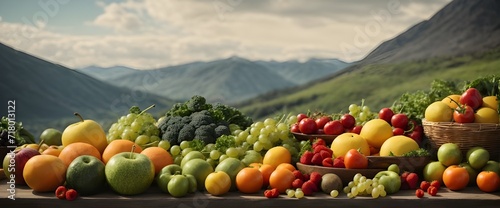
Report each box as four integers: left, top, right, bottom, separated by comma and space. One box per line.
459, 88, 483, 110
378, 108, 394, 124
442, 165, 469, 191
453, 105, 475, 123
298, 118, 318, 134
391, 113, 409, 129
290, 123, 300, 133
344, 149, 368, 169
323, 120, 344, 135
296, 113, 308, 123
350, 125, 363, 134
476, 171, 500, 193
392, 128, 405, 136
205, 171, 231, 196
315, 116, 332, 129
340, 114, 356, 129
236, 167, 263, 194
407, 130, 422, 144
474, 107, 499, 123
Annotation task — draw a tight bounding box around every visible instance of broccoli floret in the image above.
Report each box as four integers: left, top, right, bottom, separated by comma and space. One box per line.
166, 103, 191, 117
189, 110, 214, 128
181, 116, 192, 124
186, 95, 212, 112
215, 135, 237, 153
194, 124, 216, 144
209, 103, 253, 129
178, 124, 195, 144
214, 125, 230, 138
161, 123, 183, 145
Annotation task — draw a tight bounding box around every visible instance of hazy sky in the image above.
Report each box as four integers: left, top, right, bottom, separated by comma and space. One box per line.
0, 0, 451, 69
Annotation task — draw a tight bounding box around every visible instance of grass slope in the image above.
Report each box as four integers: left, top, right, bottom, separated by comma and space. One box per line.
239, 48, 500, 120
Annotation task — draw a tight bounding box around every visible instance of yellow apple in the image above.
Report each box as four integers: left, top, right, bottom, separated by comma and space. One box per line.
61, 113, 107, 154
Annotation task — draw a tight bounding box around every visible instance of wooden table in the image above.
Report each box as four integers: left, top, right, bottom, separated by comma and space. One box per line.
1, 179, 499, 208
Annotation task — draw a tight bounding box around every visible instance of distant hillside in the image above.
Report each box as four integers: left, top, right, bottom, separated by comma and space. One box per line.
80, 65, 138, 80
361, 0, 500, 64
0, 43, 175, 139
87, 56, 349, 104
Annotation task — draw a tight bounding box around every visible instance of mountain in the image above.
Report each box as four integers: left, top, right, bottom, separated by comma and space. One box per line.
360, 0, 500, 64
237, 0, 500, 119
80, 65, 138, 80
0, 43, 175, 138
81, 57, 349, 104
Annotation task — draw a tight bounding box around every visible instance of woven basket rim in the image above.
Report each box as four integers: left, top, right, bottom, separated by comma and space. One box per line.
422, 119, 500, 131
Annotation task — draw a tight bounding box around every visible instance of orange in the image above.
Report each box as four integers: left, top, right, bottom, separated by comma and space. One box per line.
102, 140, 143, 164
58, 142, 101, 167
23, 155, 66, 192
236, 167, 263, 194
140, 147, 174, 175
263, 146, 291, 169
248, 163, 275, 188
476, 171, 500, 192
442, 165, 469, 191
42, 146, 62, 157
269, 168, 294, 193
276, 163, 296, 172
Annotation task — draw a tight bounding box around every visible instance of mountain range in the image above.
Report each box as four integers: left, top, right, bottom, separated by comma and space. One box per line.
80, 57, 350, 104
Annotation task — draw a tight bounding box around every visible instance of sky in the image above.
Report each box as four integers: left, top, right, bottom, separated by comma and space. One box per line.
0, 0, 452, 69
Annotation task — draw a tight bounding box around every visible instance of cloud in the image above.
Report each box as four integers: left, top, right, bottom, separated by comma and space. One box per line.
0, 0, 451, 69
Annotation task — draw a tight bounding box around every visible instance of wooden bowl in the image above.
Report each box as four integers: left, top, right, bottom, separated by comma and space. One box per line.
291, 132, 338, 144
367, 156, 431, 173
296, 162, 384, 186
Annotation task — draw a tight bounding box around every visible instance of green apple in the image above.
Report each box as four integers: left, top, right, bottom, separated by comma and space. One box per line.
2, 148, 40, 185
467, 147, 489, 170
241, 150, 263, 166
482, 160, 500, 175
39, 128, 62, 146
374, 170, 401, 194
437, 143, 463, 167
182, 158, 214, 191
180, 151, 205, 168
459, 162, 478, 186
66, 155, 106, 195
156, 164, 183, 193
387, 164, 400, 174
167, 174, 189, 197
423, 161, 446, 184
214, 157, 245, 191
105, 152, 155, 195
62, 113, 108, 154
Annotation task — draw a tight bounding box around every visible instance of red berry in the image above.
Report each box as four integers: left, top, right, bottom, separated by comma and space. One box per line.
292, 170, 305, 181
292, 178, 304, 189
311, 153, 323, 166
65, 189, 78, 201
333, 157, 345, 168
264, 188, 279, 198
313, 145, 332, 155
319, 150, 332, 160
430, 180, 441, 189
427, 186, 438, 196
312, 139, 326, 148
55, 186, 67, 200
301, 181, 316, 196
300, 151, 314, 165
405, 173, 419, 189
309, 172, 322, 186
415, 189, 424, 198
420, 181, 431, 191
322, 157, 333, 167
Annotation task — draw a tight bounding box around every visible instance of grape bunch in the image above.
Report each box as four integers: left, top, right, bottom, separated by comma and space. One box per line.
107, 105, 160, 148
348, 99, 377, 126
343, 173, 387, 199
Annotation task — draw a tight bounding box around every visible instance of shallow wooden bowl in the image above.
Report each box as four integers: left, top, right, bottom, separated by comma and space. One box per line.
296, 162, 384, 186
367, 156, 431, 173
291, 132, 338, 144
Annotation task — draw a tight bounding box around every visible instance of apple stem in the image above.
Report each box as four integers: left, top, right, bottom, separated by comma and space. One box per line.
37, 139, 45, 152
130, 145, 136, 159
139, 104, 156, 115
74, 112, 84, 122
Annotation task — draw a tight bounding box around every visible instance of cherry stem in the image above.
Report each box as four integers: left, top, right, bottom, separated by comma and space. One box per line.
74, 112, 84, 122
139, 104, 156, 115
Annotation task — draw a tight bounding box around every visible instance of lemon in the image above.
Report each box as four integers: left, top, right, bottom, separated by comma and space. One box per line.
330, 133, 370, 158
441, 94, 461, 109
359, 119, 393, 149
425, 101, 453, 122
482, 96, 498, 111
379, 136, 420, 156
474, 107, 499, 123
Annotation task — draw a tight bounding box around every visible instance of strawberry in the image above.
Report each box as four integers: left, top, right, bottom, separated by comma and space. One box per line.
309, 172, 322, 187
405, 172, 419, 189
301, 181, 316, 196
430, 180, 441, 189
314, 145, 333, 155
312, 139, 326, 149
427, 186, 438, 196
333, 157, 345, 168
264, 188, 279, 198
292, 178, 304, 189
65, 189, 78, 201
311, 153, 323, 166
300, 151, 314, 165
319, 150, 332, 159
322, 157, 333, 167
420, 181, 430, 191
303, 173, 310, 181
415, 189, 424, 198
292, 170, 305, 181
55, 186, 67, 200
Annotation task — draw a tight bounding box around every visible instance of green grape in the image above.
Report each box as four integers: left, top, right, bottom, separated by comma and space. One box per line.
125, 113, 136, 123
371, 187, 380, 198
262, 141, 273, 150
265, 125, 276, 132
286, 189, 295, 198
253, 141, 264, 152
362, 106, 370, 113
377, 184, 385, 192
357, 183, 366, 193
206, 158, 217, 168
238, 131, 249, 140
351, 187, 358, 196
260, 128, 270, 136
182, 148, 193, 156
174, 155, 183, 165
219, 154, 229, 162
150, 135, 160, 142
379, 190, 387, 197
343, 186, 350, 194
277, 123, 288, 131
254, 122, 265, 129
246, 135, 257, 144
135, 135, 150, 145
226, 147, 239, 158
359, 176, 367, 183
287, 115, 297, 125
330, 190, 339, 198
347, 193, 354, 199
205, 143, 215, 152
233, 129, 243, 136
131, 121, 141, 132
348, 104, 359, 113
353, 173, 362, 182
180, 141, 190, 150
250, 127, 260, 136
365, 186, 373, 195
158, 140, 171, 151
170, 145, 181, 156
264, 118, 276, 126
294, 190, 304, 198
210, 150, 221, 160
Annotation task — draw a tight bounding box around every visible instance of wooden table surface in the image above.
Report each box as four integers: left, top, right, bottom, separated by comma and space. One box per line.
1, 178, 499, 208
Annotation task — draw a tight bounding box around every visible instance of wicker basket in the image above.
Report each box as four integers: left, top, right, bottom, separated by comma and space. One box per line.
422, 119, 500, 161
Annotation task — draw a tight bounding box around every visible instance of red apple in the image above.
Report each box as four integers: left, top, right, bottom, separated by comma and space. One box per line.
2, 148, 40, 185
